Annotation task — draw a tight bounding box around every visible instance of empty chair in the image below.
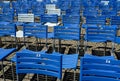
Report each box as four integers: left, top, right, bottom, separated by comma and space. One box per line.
16, 52, 62, 81
86, 16, 106, 25
111, 16, 120, 25
40, 14, 58, 24
62, 15, 80, 27
53, 26, 80, 81
32, 2, 45, 17
0, 13, 14, 23
80, 57, 120, 81
0, 23, 16, 81
101, 10, 117, 17
58, 1, 70, 11
84, 25, 117, 56
83, 8, 99, 17
23, 23, 48, 50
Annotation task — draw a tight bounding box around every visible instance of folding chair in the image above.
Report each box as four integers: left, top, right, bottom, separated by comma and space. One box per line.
40, 14, 58, 24
84, 25, 117, 56
11, 23, 48, 81
86, 16, 106, 25
16, 52, 62, 81
0, 13, 14, 23
23, 23, 48, 50
111, 16, 120, 25
58, 1, 70, 11
53, 26, 80, 81
83, 8, 99, 17
0, 23, 16, 81
80, 57, 120, 81
40, 14, 59, 38
32, 2, 45, 17
62, 15, 80, 27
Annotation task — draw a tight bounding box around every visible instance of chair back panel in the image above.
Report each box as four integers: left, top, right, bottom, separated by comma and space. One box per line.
24, 24, 48, 38
85, 25, 117, 42
0, 24, 16, 37
80, 57, 120, 81
16, 52, 62, 79
54, 26, 80, 40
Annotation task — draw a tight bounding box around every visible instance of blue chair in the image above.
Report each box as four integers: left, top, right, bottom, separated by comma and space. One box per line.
11, 23, 48, 80
0, 24, 16, 81
80, 57, 120, 81
111, 16, 120, 25
62, 15, 80, 27
40, 14, 58, 24
53, 26, 80, 81
86, 16, 106, 25
85, 25, 117, 56
23, 23, 48, 49
101, 10, 117, 17
58, 1, 70, 11
0, 13, 14, 23
16, 52, 62, 81
83, 8, 99, 17
32, 2, 45, 17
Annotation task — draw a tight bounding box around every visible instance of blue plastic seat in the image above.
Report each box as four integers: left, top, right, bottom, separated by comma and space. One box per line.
16, 52, 62, 81
80, 57, 120, 81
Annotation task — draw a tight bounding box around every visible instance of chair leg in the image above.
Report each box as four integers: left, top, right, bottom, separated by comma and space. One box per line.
36, 38, 38, 51
104, 42, 107, 56
46, 75, 47, 81
53, 39, 55, 52
111, 42, 115, 56
1, 61, 6, 81
59, 79, 62, 81
17, 74, 19, 81
37, 74, 39, 81
84, 41, 87, 53
11, 62, 15, 81
73, 69, 76, 81
58, 40, 61, 53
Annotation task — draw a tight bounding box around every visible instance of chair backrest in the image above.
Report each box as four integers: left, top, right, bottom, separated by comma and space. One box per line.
83, 8, 99, 17
86, 16, 106, 25
23, 23, 48, 39
0, 24, 16, 37
85, 25, 117, 42
80, 57, 120, 81
54, 26, 80, 40
101, 10, 117, 17
16, 52, 62, 79
40, 14, 58, 24
111, 16, 120, 25
62, 15, 80, 25
0, 13, 14, 22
